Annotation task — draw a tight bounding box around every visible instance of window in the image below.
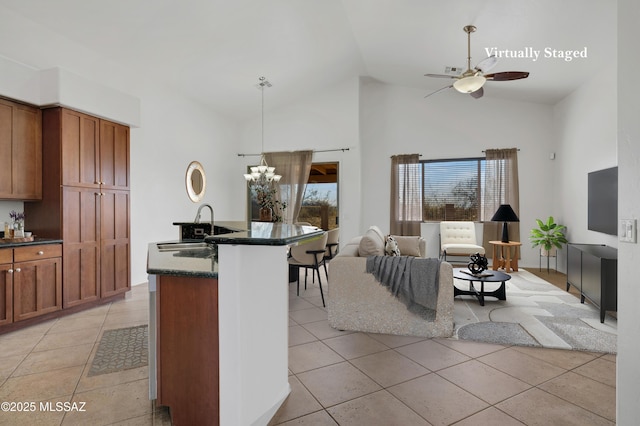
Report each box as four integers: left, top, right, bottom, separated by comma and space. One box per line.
299, 162, 339, 229
422, 158, 484, 222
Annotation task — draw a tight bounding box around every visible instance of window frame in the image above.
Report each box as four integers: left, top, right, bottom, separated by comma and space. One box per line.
420, 156, 485, 223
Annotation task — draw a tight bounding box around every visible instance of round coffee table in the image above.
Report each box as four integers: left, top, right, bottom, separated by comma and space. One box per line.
453, 268, 511, 306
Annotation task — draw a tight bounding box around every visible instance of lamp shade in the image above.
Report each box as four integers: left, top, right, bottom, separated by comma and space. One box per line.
453, 75, 486, 93
491, 204, 519, 243
490, 204, 520, 222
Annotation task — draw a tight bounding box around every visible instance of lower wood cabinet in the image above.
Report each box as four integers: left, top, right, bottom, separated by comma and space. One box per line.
156, 274, 219, 425
0, 250, 13, 326
0, 244, 62, 324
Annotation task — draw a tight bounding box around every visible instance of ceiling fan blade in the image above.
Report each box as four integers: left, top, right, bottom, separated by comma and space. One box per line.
424, 73, 457, 79
485, 71, 530, 81
475, 55, 498, 73
470, 87, 484, 99
424, 85, 453, 98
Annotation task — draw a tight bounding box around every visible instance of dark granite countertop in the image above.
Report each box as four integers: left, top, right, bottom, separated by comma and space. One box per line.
147, 241, 219, 278
204, 222, 323, 246
147, 222, 324, 278
0, 238, 63, 248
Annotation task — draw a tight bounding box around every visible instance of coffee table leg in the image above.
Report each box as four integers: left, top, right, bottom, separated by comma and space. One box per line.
495, 281, 507, 301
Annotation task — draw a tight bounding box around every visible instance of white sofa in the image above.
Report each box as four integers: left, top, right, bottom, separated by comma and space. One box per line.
328, 226, 454, 338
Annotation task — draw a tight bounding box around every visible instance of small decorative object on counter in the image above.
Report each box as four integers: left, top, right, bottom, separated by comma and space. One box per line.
468, 252, 489, 274
8, 210, 25, 238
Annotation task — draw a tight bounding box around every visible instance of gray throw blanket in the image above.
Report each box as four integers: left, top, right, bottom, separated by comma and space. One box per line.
366, 256, 441, 314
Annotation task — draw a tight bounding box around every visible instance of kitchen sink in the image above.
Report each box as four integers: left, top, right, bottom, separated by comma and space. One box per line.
157, 242, 211, 251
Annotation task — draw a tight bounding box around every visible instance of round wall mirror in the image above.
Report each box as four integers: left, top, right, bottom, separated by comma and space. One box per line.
186, 161, 206, 202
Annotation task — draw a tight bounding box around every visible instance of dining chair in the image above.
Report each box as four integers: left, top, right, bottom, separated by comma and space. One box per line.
288, 232, 328, 307
323, 228, 340, 278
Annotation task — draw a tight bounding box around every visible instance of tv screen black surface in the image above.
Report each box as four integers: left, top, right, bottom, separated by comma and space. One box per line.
588, 166, 618, 235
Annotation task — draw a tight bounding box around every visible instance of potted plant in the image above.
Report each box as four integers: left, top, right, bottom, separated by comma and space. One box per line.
530, 216, 568, 272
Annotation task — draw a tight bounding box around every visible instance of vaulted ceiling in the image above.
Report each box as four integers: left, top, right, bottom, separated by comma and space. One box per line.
0, 0, 616, 120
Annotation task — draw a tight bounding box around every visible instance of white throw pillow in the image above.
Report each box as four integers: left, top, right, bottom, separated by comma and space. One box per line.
358, 228, 385, 256
392, 235, 422, 257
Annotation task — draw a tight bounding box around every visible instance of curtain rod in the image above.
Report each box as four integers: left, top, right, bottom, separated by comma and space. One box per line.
482, 148, 521, 153
237, 148, 350, 157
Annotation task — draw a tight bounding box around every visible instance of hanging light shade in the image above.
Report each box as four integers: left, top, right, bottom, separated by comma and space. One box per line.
244, 76, 282, 184
453, 75, 486, 94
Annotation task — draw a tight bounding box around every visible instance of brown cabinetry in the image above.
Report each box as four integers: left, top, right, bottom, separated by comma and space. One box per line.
25, 107, 130, 308
13, 245, 63, 321
0, 98, 42, 200
156, 275, 220, 425
0, 244, 62, 324
0, 249, 13, 326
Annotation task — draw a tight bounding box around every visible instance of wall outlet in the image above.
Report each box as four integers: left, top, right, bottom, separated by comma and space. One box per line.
620, 219, 637, 243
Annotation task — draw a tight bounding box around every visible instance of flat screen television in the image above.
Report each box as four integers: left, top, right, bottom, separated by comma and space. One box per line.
587, 166, 618, 235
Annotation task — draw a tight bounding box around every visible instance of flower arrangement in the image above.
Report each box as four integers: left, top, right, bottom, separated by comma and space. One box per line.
252, 183, 288, 222
9, 210, 25, 228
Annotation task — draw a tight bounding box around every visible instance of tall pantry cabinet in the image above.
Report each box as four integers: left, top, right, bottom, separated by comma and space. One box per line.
25, 107, 130, 308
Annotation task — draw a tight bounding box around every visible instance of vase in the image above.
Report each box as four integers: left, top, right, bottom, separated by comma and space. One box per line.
259, 207, 273, 222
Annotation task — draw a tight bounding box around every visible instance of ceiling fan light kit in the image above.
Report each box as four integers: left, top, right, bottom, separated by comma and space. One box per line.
453, 75, 486, 93
424, 25, 530, 99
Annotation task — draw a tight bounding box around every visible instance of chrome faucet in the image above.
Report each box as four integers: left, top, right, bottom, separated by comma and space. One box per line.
194, 203, 214, 225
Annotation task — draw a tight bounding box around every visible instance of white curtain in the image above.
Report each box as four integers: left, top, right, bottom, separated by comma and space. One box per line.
390, 154, 422, 236
264, 150, 313, 224
482, 148, 520, 247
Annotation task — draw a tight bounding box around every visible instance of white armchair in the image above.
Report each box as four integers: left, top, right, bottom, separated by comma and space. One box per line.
439, 221, 485, 261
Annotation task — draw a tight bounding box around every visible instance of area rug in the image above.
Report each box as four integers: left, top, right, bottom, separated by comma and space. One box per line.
88, 325, 148, 376
452, 269, 617, 353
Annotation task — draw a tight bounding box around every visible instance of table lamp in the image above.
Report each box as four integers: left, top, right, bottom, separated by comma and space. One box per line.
491, 204, 519, 243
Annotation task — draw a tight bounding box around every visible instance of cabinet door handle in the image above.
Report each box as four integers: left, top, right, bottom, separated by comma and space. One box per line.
15, 268, 21, 273
38, 251, 44, 255
8, 269, 13, 274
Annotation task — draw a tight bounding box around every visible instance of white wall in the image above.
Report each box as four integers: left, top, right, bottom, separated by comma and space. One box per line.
359, 79, 556, 267
0, 5, 242, 285
128, 85, 240, 284
616, 0, 640, 422
554, 64, 618, 272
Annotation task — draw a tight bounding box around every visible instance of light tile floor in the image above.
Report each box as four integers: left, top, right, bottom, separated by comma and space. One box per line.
0, 275, 616, 425
0, 284, 170, 426
274, 275, 616, 426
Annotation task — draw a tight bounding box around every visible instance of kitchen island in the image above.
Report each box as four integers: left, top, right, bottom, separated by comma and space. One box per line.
147, 222, 323, 426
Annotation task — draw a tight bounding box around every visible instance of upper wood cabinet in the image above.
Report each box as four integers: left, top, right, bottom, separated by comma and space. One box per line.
53, 108, 130, 190
58, 109, 99, 188
0, 98, 42, 200
100, 120, 130, 190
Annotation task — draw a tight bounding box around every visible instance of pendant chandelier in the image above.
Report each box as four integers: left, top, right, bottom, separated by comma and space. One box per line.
243, 76, 282, 185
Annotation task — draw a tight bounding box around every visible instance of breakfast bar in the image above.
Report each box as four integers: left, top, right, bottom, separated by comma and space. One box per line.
147, 222, 323, 426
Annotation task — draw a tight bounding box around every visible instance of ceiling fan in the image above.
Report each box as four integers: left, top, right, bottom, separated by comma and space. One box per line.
425, 25, 529, 99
